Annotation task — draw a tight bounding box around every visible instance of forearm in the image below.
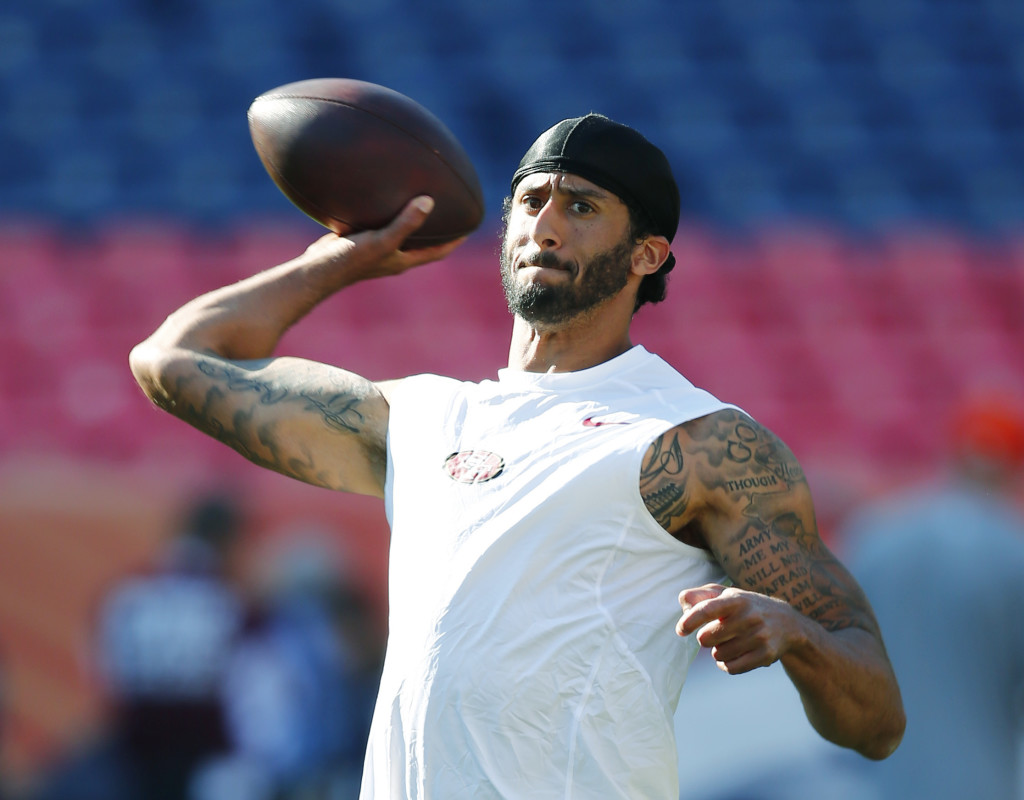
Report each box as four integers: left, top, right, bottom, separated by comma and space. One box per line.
128, 239, 362, 415
140, 248, 353, 361
781, 622, 904, 760
130, 197, 454, 401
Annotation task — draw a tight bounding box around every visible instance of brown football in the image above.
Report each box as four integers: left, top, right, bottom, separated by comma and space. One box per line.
248, 78, 485, 247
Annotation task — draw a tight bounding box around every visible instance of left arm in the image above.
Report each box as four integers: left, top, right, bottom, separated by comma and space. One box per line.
641, 409, 905, 759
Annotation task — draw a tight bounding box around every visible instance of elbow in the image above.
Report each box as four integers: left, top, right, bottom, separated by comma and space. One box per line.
858, 704, 906, 761
808, 683, 906, 761
128, 341, 176, 409
128, 341, 157, 395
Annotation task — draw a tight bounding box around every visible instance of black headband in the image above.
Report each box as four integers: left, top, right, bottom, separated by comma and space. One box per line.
511, 114, 680, 273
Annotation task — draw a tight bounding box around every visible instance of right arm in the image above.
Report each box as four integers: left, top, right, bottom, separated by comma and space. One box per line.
129, 196, 463, 497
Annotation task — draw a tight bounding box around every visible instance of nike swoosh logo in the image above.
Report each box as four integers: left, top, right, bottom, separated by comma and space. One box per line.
582, 417, 633, 427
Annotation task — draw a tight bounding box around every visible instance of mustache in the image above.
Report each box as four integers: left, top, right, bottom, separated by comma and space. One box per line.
518, 250, 573, 271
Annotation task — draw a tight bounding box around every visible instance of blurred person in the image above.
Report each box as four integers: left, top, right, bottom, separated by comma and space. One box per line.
130, 113, 904, 798
32, 493, 245, 800
207, 530, 382, 800
94, 492, 245, 800
841, 390, 1024, 800
0, 650, 8, 800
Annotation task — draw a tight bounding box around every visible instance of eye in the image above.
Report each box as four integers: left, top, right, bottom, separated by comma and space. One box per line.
520, 194, 543, 211
570, 200, 595, 215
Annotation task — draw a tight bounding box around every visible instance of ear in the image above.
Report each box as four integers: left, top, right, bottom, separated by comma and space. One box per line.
631, 235, 672, 277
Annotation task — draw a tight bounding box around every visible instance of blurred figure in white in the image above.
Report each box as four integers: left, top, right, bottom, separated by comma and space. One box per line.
195, 528, 382, 800
32, 492, 245, 800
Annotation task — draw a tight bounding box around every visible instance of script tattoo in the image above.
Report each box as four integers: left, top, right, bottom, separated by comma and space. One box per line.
651, 410, 876, 635
299, 393, 366, 434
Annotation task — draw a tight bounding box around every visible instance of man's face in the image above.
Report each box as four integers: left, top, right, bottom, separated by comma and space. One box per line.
500, 172, 636, 327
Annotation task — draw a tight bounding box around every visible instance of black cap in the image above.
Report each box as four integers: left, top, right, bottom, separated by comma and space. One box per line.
511, 114, 680, 272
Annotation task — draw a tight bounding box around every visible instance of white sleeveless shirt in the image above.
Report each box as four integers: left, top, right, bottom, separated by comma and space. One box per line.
364, 346, 738, 799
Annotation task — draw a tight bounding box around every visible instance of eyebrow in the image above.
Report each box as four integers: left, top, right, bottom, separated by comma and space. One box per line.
517, 178, 613, 202
560, 183, 611, 201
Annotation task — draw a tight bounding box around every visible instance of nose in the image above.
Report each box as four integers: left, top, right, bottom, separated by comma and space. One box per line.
528, 198, 562, 250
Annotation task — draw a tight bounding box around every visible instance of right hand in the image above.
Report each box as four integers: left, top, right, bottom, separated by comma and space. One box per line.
301, 195, 468, 283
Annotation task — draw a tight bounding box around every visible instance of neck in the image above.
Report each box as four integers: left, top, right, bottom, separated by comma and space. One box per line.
507, 314, 634, 373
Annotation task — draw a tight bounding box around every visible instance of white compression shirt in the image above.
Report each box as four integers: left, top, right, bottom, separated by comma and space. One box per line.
363, 346, 740, 799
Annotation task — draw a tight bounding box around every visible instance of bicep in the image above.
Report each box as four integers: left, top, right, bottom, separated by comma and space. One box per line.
709, 483, 878, 633
684, 411, 880, 635
142, 347, 390, 496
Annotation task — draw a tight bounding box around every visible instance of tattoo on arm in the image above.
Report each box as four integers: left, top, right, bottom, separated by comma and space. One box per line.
720, 492, 866, 632
164, 356, 382, 487
650, 410, 877, 635
640, 431, 690, 530
298, 393, 366, 434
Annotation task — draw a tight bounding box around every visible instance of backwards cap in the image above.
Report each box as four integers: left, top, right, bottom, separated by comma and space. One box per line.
510, 114, 680, 273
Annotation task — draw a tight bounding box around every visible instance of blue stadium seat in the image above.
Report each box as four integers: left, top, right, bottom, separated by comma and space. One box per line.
0, 0, 1022, 231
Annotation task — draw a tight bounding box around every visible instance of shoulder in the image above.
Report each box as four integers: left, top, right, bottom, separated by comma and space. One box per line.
679, 408, 804, 490
650, 407, 802, 489
640, 409, 808, 541
377, 373, 468, 404
381, 373, 485, 439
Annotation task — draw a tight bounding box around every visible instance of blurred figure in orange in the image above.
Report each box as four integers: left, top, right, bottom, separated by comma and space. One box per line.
841, 389, 1024, 800
31, 493, 246, 800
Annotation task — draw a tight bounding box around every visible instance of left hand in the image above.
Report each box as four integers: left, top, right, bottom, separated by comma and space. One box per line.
676, 583, 803, 674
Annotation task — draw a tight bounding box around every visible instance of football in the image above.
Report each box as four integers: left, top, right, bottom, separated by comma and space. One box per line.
248, 78, 485, 248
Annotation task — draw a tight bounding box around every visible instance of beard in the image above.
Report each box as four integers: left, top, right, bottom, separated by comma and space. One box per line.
499, 233, 634, 326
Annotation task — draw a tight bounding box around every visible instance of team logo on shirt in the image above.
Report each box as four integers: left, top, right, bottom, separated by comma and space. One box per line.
582, 416, 633, 427
444, 450, 505, 484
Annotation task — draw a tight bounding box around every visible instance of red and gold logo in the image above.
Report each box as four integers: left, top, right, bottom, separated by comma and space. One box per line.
443, 450, 505, 484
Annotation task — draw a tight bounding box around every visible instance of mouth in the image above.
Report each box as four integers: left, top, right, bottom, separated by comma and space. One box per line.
515, 253, 574, 275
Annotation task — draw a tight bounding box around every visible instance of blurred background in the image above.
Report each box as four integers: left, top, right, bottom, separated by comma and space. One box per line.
1, 0, 1023, 798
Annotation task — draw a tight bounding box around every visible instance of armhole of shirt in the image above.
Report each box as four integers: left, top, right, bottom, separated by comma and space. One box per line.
385, 373, 465, 521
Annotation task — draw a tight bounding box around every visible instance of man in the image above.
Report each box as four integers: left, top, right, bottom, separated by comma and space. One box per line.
841, 391, 1024, 800
33, 494, 244, 800
130, 114, 904, 798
